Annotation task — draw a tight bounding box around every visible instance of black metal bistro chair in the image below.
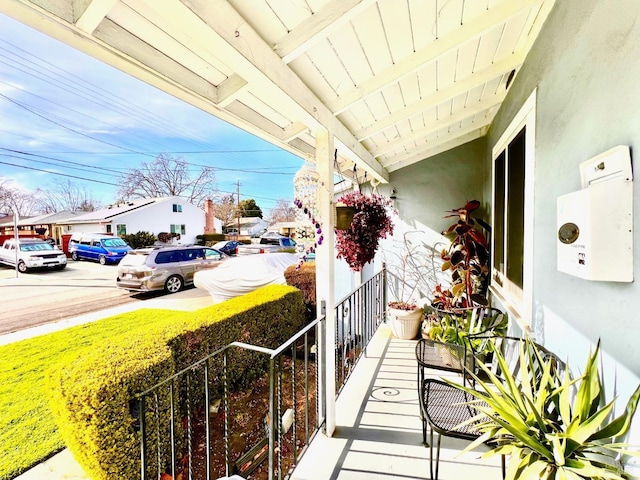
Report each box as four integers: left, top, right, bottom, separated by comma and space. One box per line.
416, 335, 565, 480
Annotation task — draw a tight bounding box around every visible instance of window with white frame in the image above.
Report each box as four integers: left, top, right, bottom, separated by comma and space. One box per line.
491, 90, 536, 322
106, 224, 112, 234
172, 204, 182, 213
493, 127, 526, 296
170, 224, 186, 235
116, 224, 127, 236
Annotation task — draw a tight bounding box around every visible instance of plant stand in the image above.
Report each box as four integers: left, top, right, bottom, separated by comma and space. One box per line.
388, 307, 423, 340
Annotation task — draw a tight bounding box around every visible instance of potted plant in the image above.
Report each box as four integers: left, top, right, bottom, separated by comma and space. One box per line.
335, 191, 394, 272
432, 199, 491, 310
384, 231, 443, 340
426, 200, 498, 360
427, 307, 507, 368
452, 339, 640, 480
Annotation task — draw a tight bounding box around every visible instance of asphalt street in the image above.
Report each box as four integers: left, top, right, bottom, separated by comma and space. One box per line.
0, 259, 146, 335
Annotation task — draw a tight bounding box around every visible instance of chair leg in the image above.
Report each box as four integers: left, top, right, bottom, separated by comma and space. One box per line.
422, 417, 427, 446
429, 427, 435, 480
428, 428, 442, 480
435, 433, 442, 480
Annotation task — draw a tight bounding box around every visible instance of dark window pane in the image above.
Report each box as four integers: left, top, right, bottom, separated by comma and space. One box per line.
493, 151, 506, 276
507, 127, 526, 289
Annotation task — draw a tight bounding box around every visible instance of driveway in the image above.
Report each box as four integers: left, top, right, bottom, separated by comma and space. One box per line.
0, 260, 211, 337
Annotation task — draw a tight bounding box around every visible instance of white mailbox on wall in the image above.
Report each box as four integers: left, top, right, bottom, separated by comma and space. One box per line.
556, 145, 633, 282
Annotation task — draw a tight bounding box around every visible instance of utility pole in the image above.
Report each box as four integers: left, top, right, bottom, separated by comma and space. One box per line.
236, 180, 241, 237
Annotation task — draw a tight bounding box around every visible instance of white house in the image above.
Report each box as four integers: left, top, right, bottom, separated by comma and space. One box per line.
226, 217, 269, 237
63, 197, 205, 245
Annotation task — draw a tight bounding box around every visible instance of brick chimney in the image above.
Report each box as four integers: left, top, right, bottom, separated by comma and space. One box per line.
204, 199, 215, 233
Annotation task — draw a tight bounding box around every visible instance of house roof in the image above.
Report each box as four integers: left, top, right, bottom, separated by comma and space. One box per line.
226, 217, 267, 228
1, 0, 555, 182
65, 197, 185, 224
0, 210, 78, 227
268, 221, 304, 231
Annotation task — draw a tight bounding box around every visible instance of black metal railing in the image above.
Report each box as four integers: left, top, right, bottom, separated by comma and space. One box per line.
334, 268, 386, 394
136, 316, 323, 480
136, 268, 390, 479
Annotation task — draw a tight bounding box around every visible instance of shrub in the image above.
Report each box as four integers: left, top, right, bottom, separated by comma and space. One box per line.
196, 233, 226, 245
285, 261, 316, 322
46, 285, 305, 480
121, 231, 157, 249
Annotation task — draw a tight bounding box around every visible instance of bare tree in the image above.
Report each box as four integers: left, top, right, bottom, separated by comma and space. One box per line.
117, 153, 217, 207
268, 198, 297, 223
0, 179, 39, 216
213, 194, 236, 226
34, 179, 100, 213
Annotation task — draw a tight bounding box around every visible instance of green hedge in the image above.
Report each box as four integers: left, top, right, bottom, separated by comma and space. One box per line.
47, 285, 305, 480
196, 233, 226, 245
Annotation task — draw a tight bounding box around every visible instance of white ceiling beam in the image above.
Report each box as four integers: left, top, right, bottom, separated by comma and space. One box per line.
95, 19, 219, 102
283, 122, 308, 143
74, 0, 116, 34
373, 92, 505, 158
326, 0, 542, 115
382, 124, 490, 172
217, 73, 248, 107
355, 51, 524, 141
181, 0, 388, 182
274, 0, 378, 64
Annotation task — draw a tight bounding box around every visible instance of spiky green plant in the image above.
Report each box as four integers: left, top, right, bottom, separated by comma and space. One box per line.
450, 338, 640, 479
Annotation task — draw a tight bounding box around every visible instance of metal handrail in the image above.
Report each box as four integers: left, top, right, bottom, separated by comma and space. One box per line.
137, 315, 325, 480
136, 267, 390, 479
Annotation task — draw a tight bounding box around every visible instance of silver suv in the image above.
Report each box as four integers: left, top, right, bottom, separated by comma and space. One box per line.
116, 245, 227, 293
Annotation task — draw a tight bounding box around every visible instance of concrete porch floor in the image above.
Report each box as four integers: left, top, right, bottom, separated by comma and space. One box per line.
290, 324, 503, 480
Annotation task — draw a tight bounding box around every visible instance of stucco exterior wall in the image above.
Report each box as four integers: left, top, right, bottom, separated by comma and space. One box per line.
111, 197, 205, 245
367, 139, 488, 304
485, 0, 640, 450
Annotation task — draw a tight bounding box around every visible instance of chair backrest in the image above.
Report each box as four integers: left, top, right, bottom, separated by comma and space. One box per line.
466, 335, 567, 387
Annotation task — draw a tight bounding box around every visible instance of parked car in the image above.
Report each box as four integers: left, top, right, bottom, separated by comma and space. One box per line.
194, 252, 298, 302
116, 245, 228, 293
0, 238, 67, 273
212, 240, 242, 256
68, 233, 131, 265
236, 234, 297, 255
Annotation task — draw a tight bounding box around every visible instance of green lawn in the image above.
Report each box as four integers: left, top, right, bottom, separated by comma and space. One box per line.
0, 309, 172, 480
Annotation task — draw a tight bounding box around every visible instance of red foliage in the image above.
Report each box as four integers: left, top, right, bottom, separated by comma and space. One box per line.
335, 192, 394, 271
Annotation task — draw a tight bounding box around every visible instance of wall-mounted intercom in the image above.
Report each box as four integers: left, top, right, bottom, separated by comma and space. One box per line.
556, 145, 633, 282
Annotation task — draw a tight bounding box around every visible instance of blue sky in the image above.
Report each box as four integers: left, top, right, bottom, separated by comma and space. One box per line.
0, 13, 304, 213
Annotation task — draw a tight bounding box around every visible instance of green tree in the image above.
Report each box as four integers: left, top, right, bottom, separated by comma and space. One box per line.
235, 199, 262, 218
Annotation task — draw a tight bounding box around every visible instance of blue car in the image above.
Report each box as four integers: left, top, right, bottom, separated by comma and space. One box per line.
69, 233, 131, 265
212, 240, 242, 256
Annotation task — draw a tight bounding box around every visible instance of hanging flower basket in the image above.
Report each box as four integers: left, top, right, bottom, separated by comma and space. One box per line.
335, 191, 394, 271
335, 203, 356, 230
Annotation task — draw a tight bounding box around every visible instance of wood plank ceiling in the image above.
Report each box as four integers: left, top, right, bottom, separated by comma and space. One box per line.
1, 0, 555, 185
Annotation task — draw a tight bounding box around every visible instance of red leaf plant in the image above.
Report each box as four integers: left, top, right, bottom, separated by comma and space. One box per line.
432, 200, 490, 309
335, 191, 394, 272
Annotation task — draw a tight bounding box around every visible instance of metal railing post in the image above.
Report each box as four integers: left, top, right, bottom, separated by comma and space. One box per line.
139, 397, 147, 480
319, 300, 327, 430
382, 263, 387, 323
268, 358, 276, 479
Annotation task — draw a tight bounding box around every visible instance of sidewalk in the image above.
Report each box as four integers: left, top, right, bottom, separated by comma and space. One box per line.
0, 286, 214, 346
6, 287, 214, 480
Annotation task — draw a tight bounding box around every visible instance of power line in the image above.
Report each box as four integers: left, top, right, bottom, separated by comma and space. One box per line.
0, 160, 120, 186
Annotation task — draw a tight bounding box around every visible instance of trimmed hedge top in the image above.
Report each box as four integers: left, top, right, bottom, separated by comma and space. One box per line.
47, 284, 305, 480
